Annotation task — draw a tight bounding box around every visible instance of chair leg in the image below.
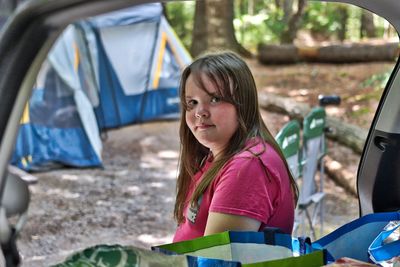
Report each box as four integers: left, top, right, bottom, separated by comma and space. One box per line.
294, 209, 311, 238
319, 158, 325, 237
293, 210, 299, 236
305, 208, 316, 240
320, 197, 324, 237
310, 203, 323, 239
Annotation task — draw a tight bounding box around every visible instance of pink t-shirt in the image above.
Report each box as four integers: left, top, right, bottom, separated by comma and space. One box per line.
173, 139, 295, 242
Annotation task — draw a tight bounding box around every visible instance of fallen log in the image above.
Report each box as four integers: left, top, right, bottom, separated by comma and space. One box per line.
257, 44, 300, 64
258, 92, 368, 154
324, 155, 357, 198
258, 42, 399, 64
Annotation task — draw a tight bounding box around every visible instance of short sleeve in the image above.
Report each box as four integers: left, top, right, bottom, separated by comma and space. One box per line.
208, 156, 281, 225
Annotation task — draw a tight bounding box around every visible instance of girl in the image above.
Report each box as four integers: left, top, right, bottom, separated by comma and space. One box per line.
173, 51, 298, 242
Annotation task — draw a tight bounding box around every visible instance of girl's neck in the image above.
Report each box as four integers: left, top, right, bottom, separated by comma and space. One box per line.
207, 150, 215, 162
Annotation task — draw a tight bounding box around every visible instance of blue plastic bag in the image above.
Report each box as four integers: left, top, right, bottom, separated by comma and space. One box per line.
368, 220, 400, 265
313, 211, 400, 263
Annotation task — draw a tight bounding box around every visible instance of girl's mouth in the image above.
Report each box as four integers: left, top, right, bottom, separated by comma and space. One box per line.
196, 124, 214, 130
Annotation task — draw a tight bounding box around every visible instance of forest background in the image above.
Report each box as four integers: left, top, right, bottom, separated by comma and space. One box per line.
0, 1, 399, 266
163, 0, 397, 57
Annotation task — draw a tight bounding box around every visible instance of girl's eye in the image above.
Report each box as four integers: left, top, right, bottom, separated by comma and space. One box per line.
186, 99, 197, 108
210, 96, 221, 103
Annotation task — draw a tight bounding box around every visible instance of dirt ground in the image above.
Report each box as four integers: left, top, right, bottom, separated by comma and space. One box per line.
17, 60, 396, 266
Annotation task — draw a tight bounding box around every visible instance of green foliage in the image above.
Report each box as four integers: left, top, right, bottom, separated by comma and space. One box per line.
304, 3, 392, 41
164, 2, 195, 51
263, 9, 287, 42
362, 71, 391, 91
303, 2, 347, 40
351, 106, 371, 117
369, 15, 393, 39
235, 1, 371, 49
346, 5, 362, 40
234, 13, 283, 51
234, 1, 286, 51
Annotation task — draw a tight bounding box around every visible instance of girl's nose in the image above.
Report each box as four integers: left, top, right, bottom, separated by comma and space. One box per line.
195, 105, 210, 119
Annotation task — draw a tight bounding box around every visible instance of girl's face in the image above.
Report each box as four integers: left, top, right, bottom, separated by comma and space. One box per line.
184, 74, 239, 158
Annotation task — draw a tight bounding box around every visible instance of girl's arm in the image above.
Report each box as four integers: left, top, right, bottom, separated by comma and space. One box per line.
204, 212, 261, 235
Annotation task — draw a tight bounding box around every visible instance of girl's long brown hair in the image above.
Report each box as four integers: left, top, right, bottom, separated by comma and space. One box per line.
174, 51, 298, 224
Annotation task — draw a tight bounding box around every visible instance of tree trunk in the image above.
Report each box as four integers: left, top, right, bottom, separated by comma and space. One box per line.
383, 21, 395, 39
325, 116, 367, 155
190, 1, 207, 58
324, 155, 358, 197
282, 0, 294, 23
280, 0, 307, 44
191, 0, 252, 58
311, 43, 398, 63
258, 92, 368, 154
248, 0, 254, 15
360, 10, 376, 38
337, 5, 348, 42
258, 42, 399, 64
258, 44, 300, 64
206, 0, 234, 50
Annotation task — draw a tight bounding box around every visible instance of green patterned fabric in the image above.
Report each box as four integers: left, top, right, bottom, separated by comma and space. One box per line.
53, 244, 188, 267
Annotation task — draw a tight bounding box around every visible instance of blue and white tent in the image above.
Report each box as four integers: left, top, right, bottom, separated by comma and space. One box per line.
11, 3, 191, 171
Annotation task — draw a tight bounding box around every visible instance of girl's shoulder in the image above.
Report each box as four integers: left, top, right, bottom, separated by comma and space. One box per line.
234, 138, 274, 159
231, 138, 284, 172
215, 139, 287, 187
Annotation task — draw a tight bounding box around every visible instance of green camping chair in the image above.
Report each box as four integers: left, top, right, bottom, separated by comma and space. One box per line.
296, 107, 327, 240
275, 120, 302, 180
